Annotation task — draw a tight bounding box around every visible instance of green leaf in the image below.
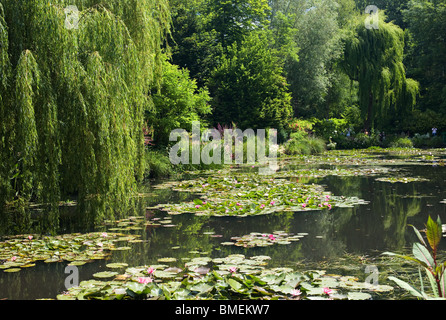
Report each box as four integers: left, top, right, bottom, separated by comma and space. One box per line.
190, 282, 213, 294
409, 224, 427, 247
425, 268, 439, 298
426, 216, 442, 251
440, 267, 446, 298
227, 278, 244, 293
382, 251, 429, 268
388, 276, 426, 299
412, 243, 435, 270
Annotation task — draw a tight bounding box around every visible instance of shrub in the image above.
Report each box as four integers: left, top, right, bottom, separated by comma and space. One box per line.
144, 149, 173, 179
389, 137, 413, 148
284, 135, 326, 155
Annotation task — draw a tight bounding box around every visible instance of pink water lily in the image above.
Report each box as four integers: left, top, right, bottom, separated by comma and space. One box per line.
302, 203, 307, 208
101, 232, 108, 238
147, 267, 154, 274
229, 266, 237, 273
138, 277, 153, 284
328, 204, 332, 210
236, 202, 242, 206
195, 205, 201, 209
260, 204, 266, 209
323, 202, 329, 206
323, 287, 332, 295
268, 234, 276, 241
11, 256, 17, 262
28, 235, 33, 240
270, 201, 276, 205
291, 289, 302, 297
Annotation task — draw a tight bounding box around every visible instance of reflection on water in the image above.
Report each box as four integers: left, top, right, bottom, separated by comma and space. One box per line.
1, 163, 446, 300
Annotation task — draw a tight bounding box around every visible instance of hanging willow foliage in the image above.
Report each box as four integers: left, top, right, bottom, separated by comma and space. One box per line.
342, 13, 419, 130
0, 0, 171, 221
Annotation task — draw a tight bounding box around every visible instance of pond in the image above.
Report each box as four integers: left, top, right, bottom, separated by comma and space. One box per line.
1, 148, 446, 300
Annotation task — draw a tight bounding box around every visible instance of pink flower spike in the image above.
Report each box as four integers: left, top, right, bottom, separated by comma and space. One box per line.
323, 287, 333, 295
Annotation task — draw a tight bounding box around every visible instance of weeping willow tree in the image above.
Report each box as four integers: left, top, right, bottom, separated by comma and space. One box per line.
0, 0, 171, 223
342, 13, 419, 131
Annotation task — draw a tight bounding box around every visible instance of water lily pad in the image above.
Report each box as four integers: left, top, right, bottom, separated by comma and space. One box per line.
106, 263, 129, 269
93, 271, 118, 278
157, 257, 177, 263
347, 292, 372, 300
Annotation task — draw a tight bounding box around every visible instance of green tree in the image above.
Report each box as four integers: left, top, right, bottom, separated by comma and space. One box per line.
207, 32, 292, 131
147, 55, 212, 147
341, 13, 419, 131
403, 0, 446, 117
0, 0, 171, 220
273, 0, 346, 118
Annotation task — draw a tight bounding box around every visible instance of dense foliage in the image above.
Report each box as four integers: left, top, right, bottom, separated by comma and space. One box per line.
1, 0, 445, 218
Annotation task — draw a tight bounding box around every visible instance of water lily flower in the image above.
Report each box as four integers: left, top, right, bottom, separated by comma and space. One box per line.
28, 235, 33, 240
291, 289, 302, 297
268, 234, 276, 241
328, 204, 332, 210
97, 242, 103, 247
318, 204, 323, 207
236, 202, 242, 206
323, 202, 329, 206
260, 204, 266, 209
101, 232, 108, 238
11, 256, 17, 261
229, 266, 237, 273
137, 277, 153, 284
195, 205, 201, 209
114, 288, 127, 295
270, 201, 276, 205
325, 195, 330, 200
302, 203, 307, 208
147, 267, 154, 274
202, 201, 207, 205
323, 287, 332, 295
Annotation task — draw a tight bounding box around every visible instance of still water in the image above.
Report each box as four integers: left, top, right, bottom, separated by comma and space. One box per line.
1, 156, 446, 300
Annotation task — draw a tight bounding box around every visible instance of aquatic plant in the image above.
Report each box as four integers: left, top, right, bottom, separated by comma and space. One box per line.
57, 254, 393, 300
384, 216, 446, 299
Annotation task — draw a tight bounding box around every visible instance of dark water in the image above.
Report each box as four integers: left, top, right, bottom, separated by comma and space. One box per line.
1, 162, 446, 300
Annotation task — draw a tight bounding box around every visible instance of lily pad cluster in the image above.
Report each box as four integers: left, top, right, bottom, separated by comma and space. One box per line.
105, 215, 176, 231
57, 254, 394, 300
150, 175, 368, 217
375, 176, 430, 184
222, 231, 307, 248
0, 232, 140, 272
